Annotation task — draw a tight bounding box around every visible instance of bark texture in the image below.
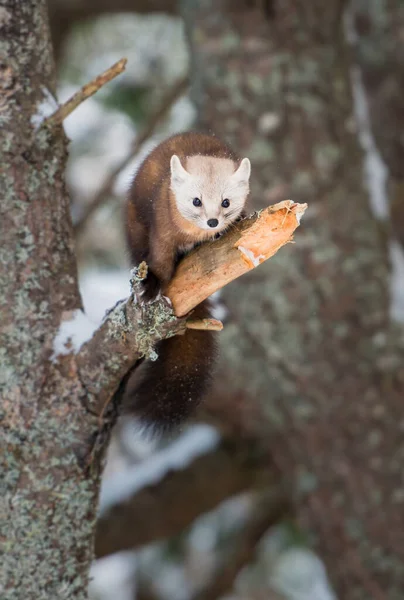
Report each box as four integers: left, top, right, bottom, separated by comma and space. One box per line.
0, 2, 180, 597
0, 2, 184, 596
4, 1, 404, 597
0, 2, 100, 598
355, 0, 404, 249
182, 0, 404, 597
0, 5, 303, 597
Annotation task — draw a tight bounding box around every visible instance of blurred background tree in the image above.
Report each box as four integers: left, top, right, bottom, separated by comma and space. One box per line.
16, 0, 404, 598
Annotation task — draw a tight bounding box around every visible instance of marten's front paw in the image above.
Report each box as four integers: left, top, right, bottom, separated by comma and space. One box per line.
141, 272, 162, 303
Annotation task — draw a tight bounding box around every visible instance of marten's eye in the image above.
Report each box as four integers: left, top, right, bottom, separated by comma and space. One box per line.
193, 198, 202, 207
222, 199, 230, 208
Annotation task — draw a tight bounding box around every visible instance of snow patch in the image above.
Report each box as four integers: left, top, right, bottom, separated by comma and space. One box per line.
99, 425, 220, 514
349, 66, 389, 221
67, 112, 135, 200
294, 202, 306, 224
51, 270, 131, 361
152, 563, 191, 600
344, 9, 404, 323
258, 111, 281, 134
79, 270, 131, 324
209, 291, 229, 321
51, 309, 98, 360
269, 548, 337, 600
89, 551, 137, 600
238, 245, 264, 267
31, 86, 59, 129
344, 8, 389, 221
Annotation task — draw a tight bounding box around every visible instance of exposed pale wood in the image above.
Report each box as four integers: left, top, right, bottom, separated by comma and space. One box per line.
165, 200, 307, 317
75, 200, 306, 413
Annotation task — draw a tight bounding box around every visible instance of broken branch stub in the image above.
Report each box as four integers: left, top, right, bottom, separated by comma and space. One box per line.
186, 318, 224, 331
165, 200, 307, 317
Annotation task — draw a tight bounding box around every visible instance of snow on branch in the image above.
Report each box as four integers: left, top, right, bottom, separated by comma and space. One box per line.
95, 432, 280, 558
193, 492, 290, 600
71, 200, 306, 417
99, 425, 220, 514
73, 269, 184, 417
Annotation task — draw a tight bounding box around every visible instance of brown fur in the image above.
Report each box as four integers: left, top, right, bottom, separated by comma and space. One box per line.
123, 132, 242, 432
125, 132, 240, 291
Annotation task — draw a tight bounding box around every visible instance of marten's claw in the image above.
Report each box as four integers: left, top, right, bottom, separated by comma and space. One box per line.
140, 272, 162, 303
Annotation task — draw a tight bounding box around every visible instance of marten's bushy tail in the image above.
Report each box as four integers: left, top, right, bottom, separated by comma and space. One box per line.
122, 301, 217, 433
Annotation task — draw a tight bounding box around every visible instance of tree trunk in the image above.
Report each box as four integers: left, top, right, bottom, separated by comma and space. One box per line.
1, 4, 300, 597
183, 0, 404, 597
0, 4, 195, 595
1, 2, 103, 597
355, 0, 404, 251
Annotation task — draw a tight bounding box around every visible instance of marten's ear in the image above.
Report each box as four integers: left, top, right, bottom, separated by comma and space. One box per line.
170, 155, 189, 185
232, 158, 251, 185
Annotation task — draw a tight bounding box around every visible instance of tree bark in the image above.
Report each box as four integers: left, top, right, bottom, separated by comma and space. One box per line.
354, 0, 404, 249
0, 3, 180, 597
182, 0, 404, 598
4, 1, 403, 597
0, 5, 304, 597
1, 3, 186, 597
1, 2, 101, 598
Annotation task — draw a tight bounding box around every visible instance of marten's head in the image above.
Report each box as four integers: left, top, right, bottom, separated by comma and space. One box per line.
169, 154, 250, 233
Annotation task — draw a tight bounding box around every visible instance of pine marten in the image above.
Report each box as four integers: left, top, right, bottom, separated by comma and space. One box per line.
123, 132, 251, 431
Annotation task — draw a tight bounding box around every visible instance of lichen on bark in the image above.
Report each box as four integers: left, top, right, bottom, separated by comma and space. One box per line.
1, 2, 102, 598
183, 0, 404, 597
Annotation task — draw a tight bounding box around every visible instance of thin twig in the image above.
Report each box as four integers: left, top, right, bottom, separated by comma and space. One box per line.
44, 58, 127, 127
74, 74, 189, 234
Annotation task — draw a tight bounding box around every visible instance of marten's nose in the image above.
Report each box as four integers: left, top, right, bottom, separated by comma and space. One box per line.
207, 219, 219, 228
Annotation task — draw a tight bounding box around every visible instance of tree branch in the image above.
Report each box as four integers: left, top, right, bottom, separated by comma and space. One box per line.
74, 75, 189, 234
192, 493, 290, 600
186, 318, 223, 331
95, 437, 281, 558
166, 200, 307, 317
44, 58, 127, 127
74, 270, 184, 417
72, 200, 306, 416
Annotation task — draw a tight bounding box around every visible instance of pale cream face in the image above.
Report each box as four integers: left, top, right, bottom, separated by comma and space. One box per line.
170, 154, 250, 233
